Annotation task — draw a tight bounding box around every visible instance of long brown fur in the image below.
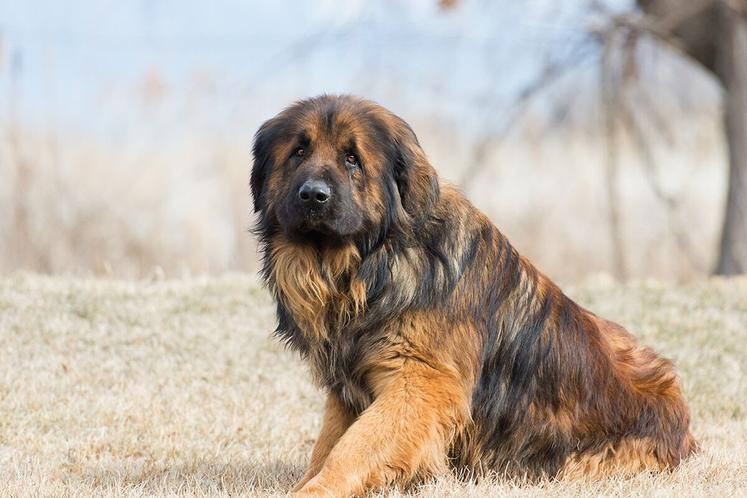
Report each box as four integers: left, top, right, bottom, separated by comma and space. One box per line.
271, 236, 366, 343
250, 95, 697, 497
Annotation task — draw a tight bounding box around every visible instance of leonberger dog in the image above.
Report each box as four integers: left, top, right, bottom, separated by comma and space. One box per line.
250, 95, 696, 497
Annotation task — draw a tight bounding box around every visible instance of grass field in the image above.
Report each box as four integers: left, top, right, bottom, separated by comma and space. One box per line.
1, 273, 745, 497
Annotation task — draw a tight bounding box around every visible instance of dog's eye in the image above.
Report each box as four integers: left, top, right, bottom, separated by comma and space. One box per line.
345, 154, 359, 167
295, 147, 305, 157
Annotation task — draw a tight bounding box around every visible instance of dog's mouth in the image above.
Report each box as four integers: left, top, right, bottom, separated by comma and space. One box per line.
276, 196, 364, 245
285, 217, 345, 246
287, 225, 349, 248
292, 214, 335, 234
283, 209, 361, 241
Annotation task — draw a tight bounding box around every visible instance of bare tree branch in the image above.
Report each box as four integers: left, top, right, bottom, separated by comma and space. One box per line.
459, 42, 598, 192
593, 0, 718, 42
600, 34, 628, 281
617, 85, 707, 273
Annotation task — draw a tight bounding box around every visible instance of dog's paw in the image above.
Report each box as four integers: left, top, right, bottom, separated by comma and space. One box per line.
291, 486, 333, 498
291, 478, 337, 497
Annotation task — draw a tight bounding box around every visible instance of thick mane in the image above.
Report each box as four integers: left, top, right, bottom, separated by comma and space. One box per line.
263, 235, 366, 345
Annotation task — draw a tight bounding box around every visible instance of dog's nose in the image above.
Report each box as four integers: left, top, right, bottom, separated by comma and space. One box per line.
298, 180, 331, 205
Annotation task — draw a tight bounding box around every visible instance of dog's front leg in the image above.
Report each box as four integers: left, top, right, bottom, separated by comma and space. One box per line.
293, 393, 356, 491
292, 361, 467, 498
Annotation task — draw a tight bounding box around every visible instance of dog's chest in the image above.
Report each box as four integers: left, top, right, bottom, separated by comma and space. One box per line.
308, 333, 377, 415
335, 376, 371, 415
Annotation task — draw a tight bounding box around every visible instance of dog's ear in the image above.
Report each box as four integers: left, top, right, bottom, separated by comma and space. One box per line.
390, 117, 440, 225
251, 117, 281, 213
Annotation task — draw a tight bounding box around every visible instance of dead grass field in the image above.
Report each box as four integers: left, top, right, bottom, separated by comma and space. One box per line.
1, 273, 745, 497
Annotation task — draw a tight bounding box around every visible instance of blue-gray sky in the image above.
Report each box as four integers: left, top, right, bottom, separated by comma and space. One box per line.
0, 0, 633, 138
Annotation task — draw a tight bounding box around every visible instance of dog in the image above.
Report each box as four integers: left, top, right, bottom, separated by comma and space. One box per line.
250, 95, 696, 497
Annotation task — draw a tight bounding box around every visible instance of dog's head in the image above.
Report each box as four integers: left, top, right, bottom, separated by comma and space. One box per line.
251, 95, 439, 246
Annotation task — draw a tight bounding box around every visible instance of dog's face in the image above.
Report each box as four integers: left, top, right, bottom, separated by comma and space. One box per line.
251, 95, 439, 245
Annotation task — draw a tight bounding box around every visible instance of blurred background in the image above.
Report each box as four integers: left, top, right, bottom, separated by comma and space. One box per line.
1, 0, 745, 283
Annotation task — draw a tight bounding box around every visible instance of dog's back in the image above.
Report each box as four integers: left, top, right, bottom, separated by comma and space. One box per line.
395, 183, 697, 478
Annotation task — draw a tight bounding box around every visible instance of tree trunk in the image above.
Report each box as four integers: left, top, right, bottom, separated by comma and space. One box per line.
715, 5, 747, 275
638, 0, 747, 275
601, 39, 628, 280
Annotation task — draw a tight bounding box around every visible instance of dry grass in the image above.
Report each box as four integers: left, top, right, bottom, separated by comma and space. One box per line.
0, 273, 745, 497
